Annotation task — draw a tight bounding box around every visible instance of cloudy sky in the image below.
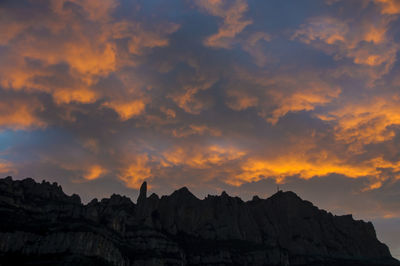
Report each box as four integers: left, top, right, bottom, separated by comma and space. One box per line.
1, 0, 400, 258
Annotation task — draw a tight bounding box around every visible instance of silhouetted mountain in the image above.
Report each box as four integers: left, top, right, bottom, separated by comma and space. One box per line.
0, 176, 398, 266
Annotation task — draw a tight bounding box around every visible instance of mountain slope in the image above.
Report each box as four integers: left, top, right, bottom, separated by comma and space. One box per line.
0, 176, 398, 266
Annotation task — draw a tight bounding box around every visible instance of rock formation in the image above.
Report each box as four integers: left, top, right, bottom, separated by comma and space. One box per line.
0, 176, 398, 266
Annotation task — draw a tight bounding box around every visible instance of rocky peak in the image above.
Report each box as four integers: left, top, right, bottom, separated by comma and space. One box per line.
137, 181, 147, 205
107, 194, 133, 206
0, 176, 81, 205
252, 195, 261, 201
221, 190, 229, 198
168, 186, 198, 202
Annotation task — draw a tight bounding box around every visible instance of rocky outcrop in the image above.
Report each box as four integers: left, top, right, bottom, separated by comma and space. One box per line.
0, 176, 398, 266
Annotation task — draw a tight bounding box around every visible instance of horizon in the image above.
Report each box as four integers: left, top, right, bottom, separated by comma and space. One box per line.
1, 0, 400, 261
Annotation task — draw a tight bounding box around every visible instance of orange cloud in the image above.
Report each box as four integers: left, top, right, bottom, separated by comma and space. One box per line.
363, 24, 387, 44
224, 68, 342, 123
318, 97, 400, 149
0, 160, 15, 175
169, 78, 217, 114
0, 0, 179, 114
350, 44, 398, 67
172, 124, 222, 138
266, 82, 341, 124
196, 0, 252, 48
0, 99, 45, 130
293, 15, 398, 78
64, 42, 117, 78
234, 156, 369, 185
0, 15, 116, 103
84, 165, 107, 180
374, 0, 400, 14
103, 99, 146, 120
161, 145, 246, 169
53, 89, 98, 104
118, 155, 152, 189
230, 151, 400, 189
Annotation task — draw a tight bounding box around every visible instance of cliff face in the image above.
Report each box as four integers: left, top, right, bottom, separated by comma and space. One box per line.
0, 176, 398, 266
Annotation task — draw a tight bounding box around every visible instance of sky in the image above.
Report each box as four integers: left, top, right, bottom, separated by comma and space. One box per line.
0, 0, 400, 259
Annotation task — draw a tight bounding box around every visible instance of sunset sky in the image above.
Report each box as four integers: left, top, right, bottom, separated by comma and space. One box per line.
1, 0, 400, 258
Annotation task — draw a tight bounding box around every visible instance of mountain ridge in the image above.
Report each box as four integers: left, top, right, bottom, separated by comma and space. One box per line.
0, 176, 398, 266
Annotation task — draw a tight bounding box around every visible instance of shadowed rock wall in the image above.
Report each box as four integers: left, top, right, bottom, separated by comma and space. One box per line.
0, 176, 398, 266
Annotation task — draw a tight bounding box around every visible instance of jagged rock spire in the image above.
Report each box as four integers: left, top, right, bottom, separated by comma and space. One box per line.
137, 181, 147, 205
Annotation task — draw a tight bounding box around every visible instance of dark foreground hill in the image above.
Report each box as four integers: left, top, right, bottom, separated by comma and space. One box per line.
0, 176, 398, 266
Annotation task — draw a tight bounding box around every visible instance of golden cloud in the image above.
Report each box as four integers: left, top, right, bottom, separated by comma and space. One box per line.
230, 152, 400, 190
53, 89, 98, 105
118, 154, 152, 189
103, 99, 146, 121
0, 99, 45, 130
84, 165, 107, 180
161, 145, 246, 169
293, 15, 398, 77
0, 0, 178, 114
318, 97, 400, 149
266, 82, 341, 124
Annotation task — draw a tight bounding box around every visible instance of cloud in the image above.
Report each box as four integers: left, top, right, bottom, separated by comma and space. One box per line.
172, 124, 222, 138
0, 160, 15, 175
318, 96, 400, 149
161, 144, 246, 169
0, 0, 179, 115
225, 89, 258, 111
293, 14, 399, 81
118, 154, 152, 189
265, 81, 341, 124
84, 164, 107, 180
53, 89, 98, 105
229, 151, 400, 191
103, 99, 146, 120
125, 22, 180, 55
168, 73, 217, 114
0, 98, 45, 130
54, 0, 119, 22
374, 0, 400, 14
224, 68, 341, 124
196, 0, 252, 48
